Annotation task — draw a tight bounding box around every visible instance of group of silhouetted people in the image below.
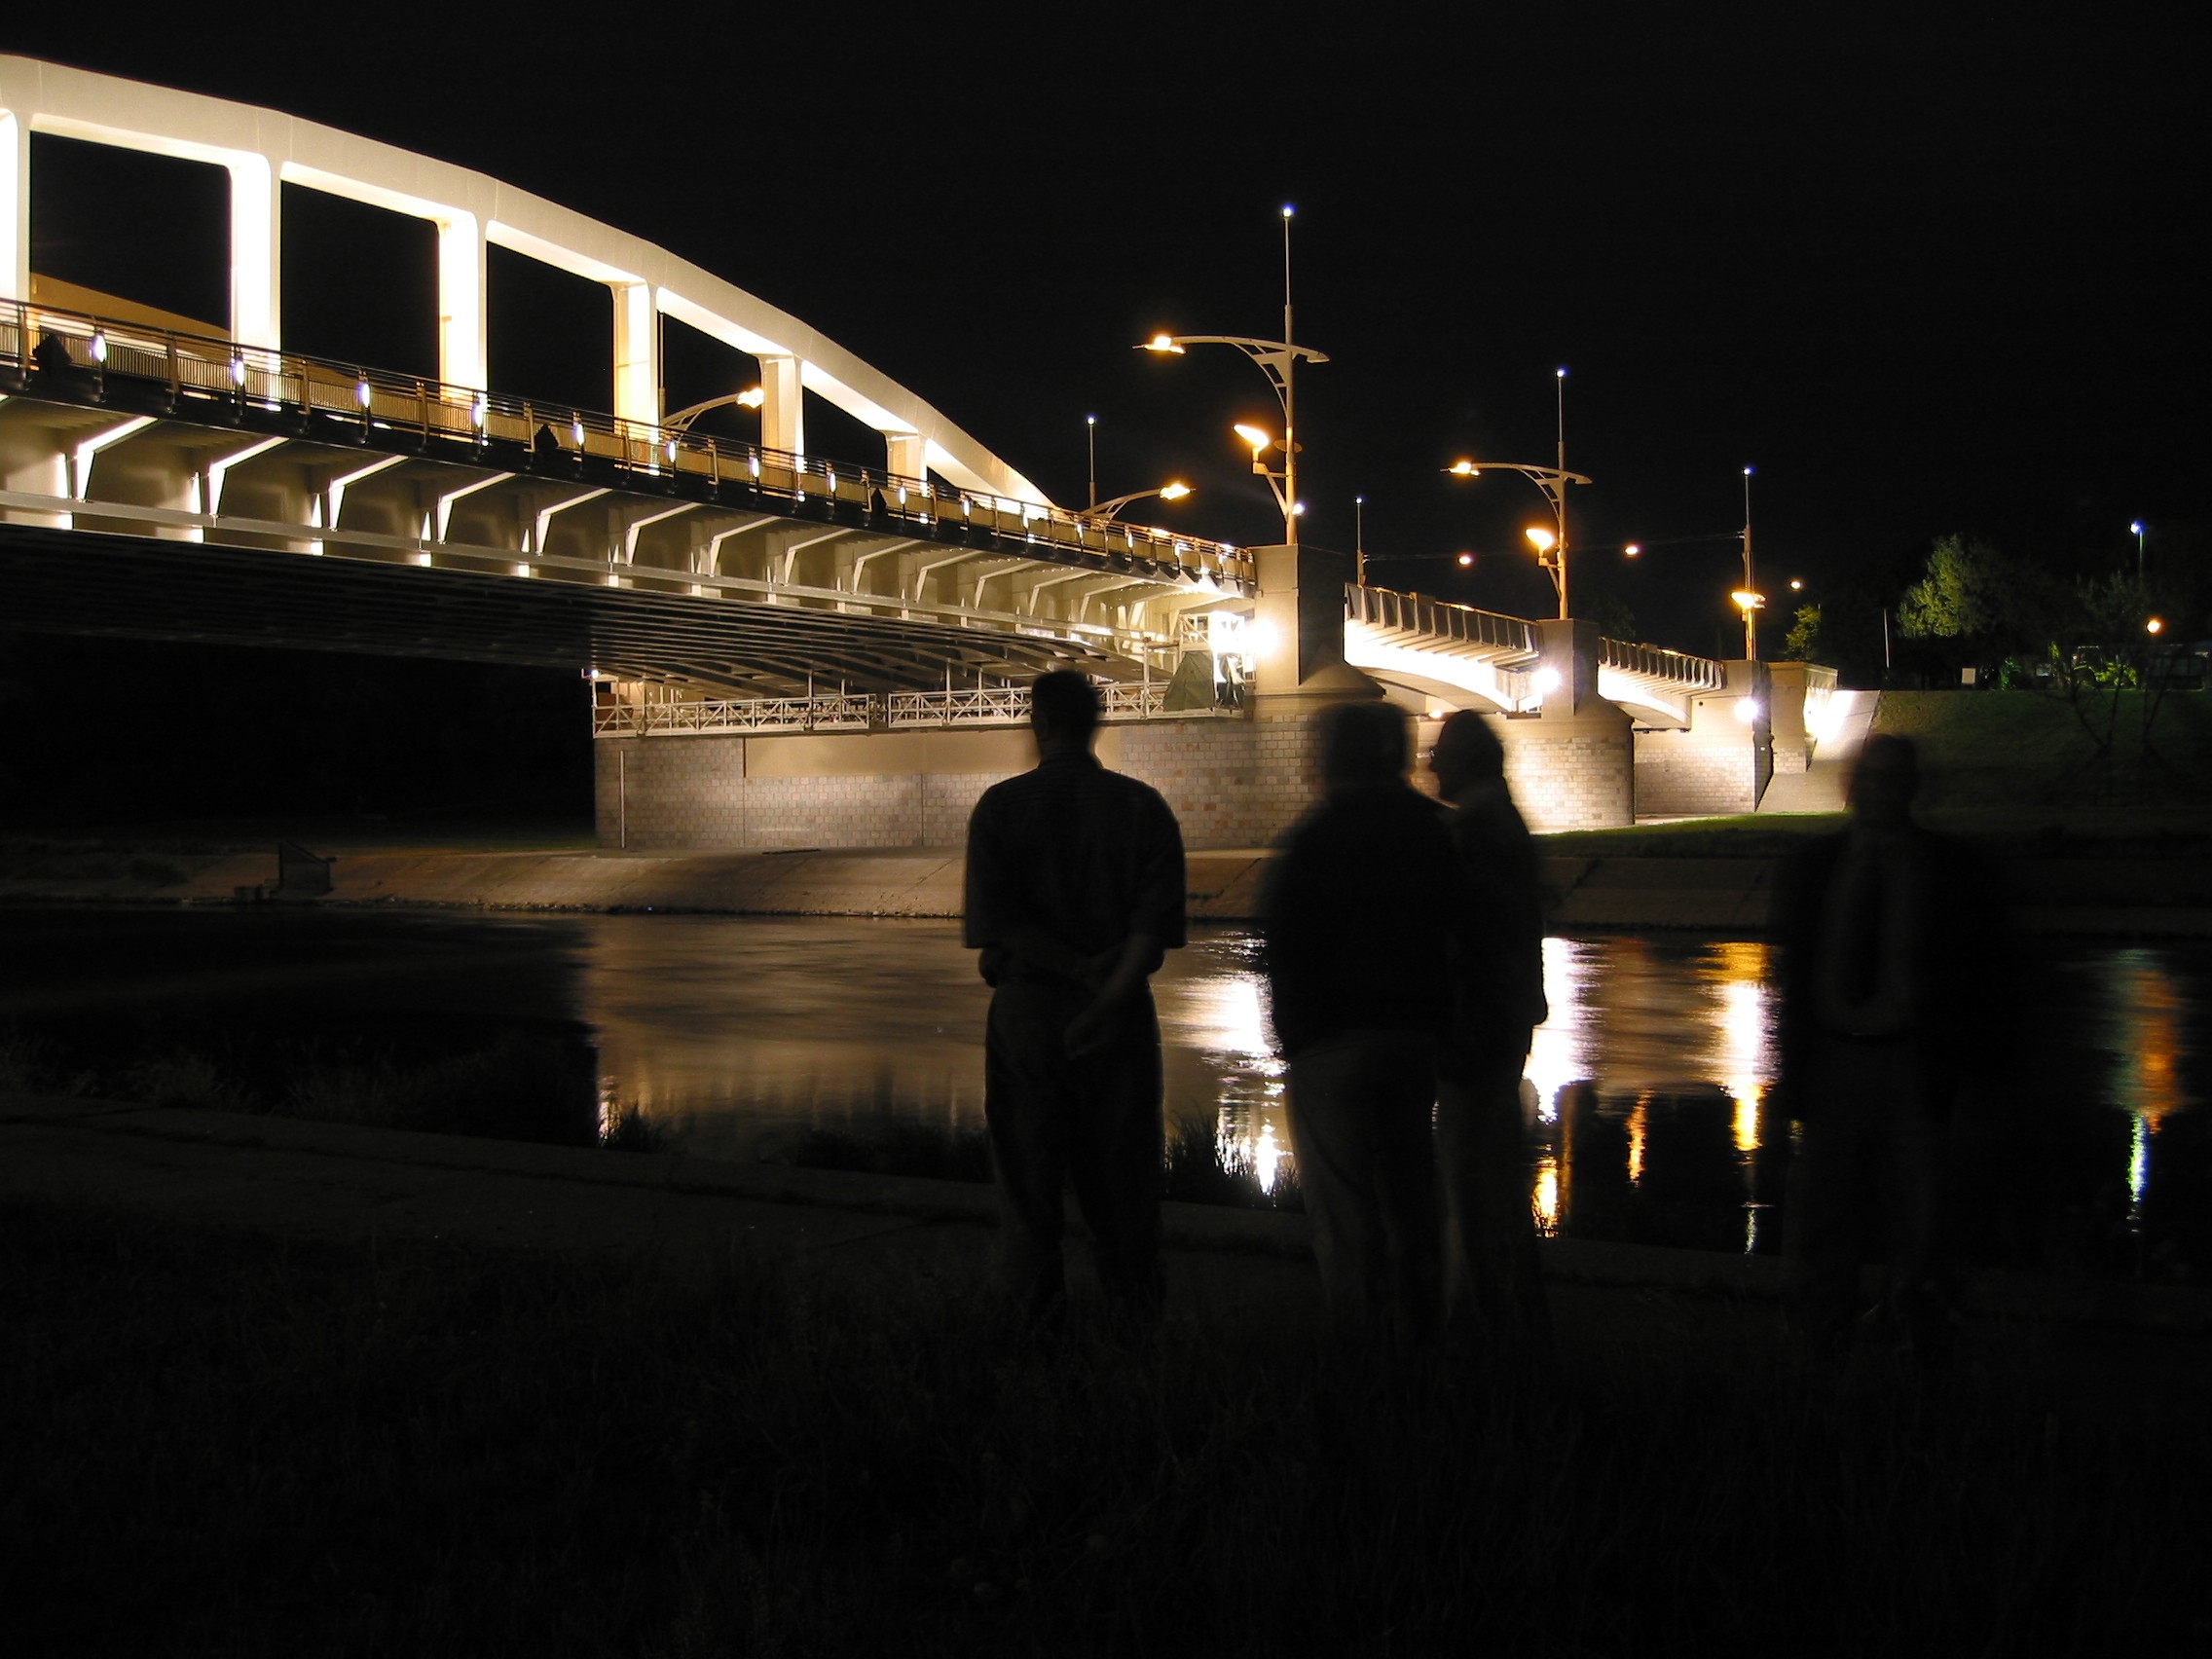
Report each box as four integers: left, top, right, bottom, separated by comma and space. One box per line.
962, 672, 1552, 1366
964, 669, 1993, 1372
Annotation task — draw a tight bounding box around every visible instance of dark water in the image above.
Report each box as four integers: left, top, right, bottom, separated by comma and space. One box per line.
4, 907, 2207, 1278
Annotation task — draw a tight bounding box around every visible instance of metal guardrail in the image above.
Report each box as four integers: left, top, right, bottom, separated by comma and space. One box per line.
593, 683, 1234, 737
1345, 584, 1540, 658
1597, 637, 1727, 690
1, 299, 1253, 592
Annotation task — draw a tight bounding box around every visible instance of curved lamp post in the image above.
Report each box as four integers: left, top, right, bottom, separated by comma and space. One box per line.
660, 385, 764, 435
1445, 459, 1591, 618
1137, 207, 1328, 550
1084, 481, 1193, 524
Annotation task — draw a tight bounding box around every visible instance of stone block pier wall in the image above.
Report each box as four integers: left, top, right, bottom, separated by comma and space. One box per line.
594, 696, 1669, 853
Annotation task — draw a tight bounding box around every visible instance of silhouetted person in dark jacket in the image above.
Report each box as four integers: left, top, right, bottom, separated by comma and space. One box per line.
1429, 712, 1554, 1369
1265, 699, 1464, 1346
964, 670, 1186, 1331
1773, 733, 2002, 1366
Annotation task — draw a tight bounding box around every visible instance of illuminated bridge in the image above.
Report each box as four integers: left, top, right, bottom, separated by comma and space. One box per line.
0, 56, 1825, 843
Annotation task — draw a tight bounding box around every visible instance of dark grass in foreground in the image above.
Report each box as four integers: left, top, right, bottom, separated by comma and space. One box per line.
5, 1202, 2202, 1658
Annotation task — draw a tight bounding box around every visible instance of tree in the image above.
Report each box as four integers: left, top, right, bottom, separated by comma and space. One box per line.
1895, 534, 2068, 682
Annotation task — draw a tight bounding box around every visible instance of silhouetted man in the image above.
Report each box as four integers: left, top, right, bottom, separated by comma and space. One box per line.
1264, 699, 1464, 1346
1429, 712, 1554, 1365
964, 670, 1187, 1329
1773, 732, 2001, 1365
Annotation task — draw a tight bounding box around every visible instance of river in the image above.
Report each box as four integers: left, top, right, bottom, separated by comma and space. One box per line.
4, 907, 2206, 1277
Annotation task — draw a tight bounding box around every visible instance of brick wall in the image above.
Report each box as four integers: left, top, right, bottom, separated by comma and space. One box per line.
1634, 726, 1769, 817
1493, 713, 1636, 830
595, 719, 1314, 852
596, 701, 1654, 848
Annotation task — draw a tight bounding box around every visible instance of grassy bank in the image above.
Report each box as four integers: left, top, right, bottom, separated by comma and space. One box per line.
5, 1198, 2200, 1657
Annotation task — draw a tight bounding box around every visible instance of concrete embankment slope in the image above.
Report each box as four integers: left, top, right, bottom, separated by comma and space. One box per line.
4, 842, 2209, 936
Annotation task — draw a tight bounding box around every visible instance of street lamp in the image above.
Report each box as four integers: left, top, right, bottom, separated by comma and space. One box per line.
660, 385, 765, 435
2131, 520, 2146, 583
1444, 367, 1589, 618
1083, 481, 1193, 523
1137, 205, 1328, 549
1087, 415, 1097, 510
1446, 459, 1591, 617
1739, 465, 1760, 660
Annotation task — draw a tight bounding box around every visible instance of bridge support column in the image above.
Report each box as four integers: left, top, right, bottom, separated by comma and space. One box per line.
885, 431, 926, 484
1632, 659, 1773, 816
1762, 660, 1836, 775
2, 110, 26, 302
437, 214, 487, 391
612, 281, 658, 428
227, 154, 278, 348
1238, 542, 1389, 836
759, 354, 803, 456
1492, 617, 1635, 830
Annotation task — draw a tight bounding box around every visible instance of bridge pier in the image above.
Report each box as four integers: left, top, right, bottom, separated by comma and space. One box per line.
1491, 618, 1637, 831
1631, 659, 1774, 817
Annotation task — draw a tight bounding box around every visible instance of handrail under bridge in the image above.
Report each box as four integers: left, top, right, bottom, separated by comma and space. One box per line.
0, 299, 1254, 594
591, 682, 1236, 738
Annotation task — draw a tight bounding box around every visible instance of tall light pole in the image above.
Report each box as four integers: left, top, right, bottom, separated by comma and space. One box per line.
1738, 465, 1759, 660
2132, 519, 2146, 583
1087, 415, 1097, 510
1355, 493, 1367, 585
1138, 205, 1327, 550
1445, 368, 1586, 618
1446, 458, 1589, 618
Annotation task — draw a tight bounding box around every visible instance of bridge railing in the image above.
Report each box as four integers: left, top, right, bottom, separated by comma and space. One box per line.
2, 298, 1252, 592
1597, 637, 1727, 689
1345, 584, 1541, 658
593, 682, 1230, 737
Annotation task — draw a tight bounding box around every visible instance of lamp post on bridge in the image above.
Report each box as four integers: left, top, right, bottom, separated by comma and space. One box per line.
1445, 458, 1591, 618
659, 385, 764, 435
1083, 481, 1193, 524
1737, 465, 1759, 661
1139, 205, 1328, 551
1446, 367, 1589, 619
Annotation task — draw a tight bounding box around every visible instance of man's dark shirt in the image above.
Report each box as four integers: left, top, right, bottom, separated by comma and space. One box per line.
963, 752, 1186, 986
1264, 780, 1465, 1057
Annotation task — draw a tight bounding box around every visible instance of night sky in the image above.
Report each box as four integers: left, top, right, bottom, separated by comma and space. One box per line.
5, 14, 2205, 663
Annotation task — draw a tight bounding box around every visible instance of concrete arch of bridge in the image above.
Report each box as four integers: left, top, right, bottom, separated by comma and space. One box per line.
0, 55, 1042, 504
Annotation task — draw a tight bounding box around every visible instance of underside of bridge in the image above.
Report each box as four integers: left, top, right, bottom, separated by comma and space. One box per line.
0, 310, 1254, 696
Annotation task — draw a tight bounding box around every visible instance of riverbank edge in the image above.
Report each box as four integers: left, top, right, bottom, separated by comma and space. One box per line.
9, 1089, 2207, 1335
4, 842, 2210, 936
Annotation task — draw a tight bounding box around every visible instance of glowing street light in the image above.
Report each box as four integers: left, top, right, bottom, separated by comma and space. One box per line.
1084, 481, 1193, 523
1137, 206, 1328, 549
2131, 520, 2146, 582
661, 385, 765, 434
1447, 458, 1590, 617
1444, 367, 1588, 618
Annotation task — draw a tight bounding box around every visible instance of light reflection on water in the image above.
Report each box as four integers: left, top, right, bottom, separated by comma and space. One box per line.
574, 917, 2209, 1270
10, 907, 2199, 1268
